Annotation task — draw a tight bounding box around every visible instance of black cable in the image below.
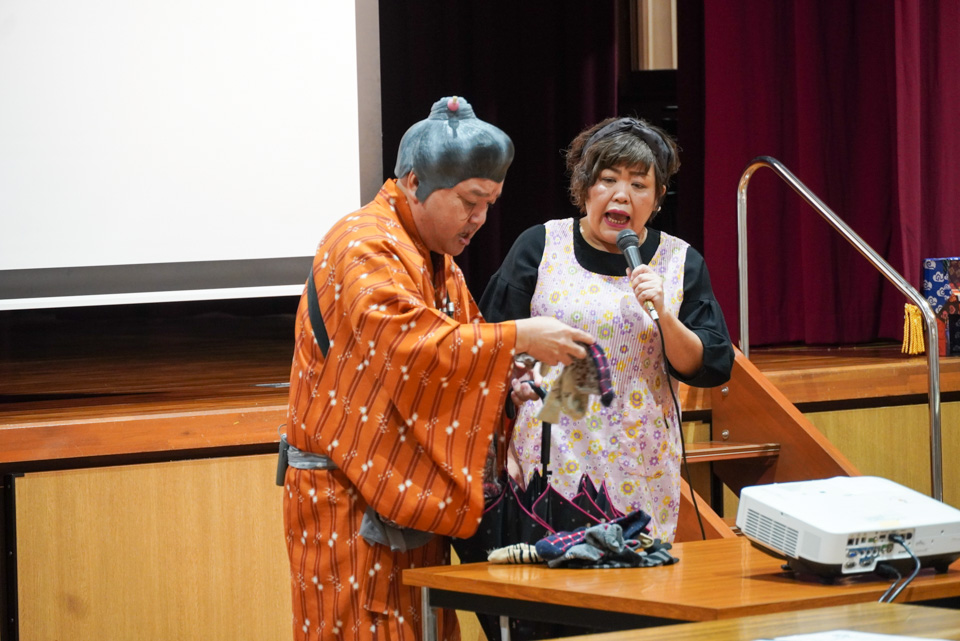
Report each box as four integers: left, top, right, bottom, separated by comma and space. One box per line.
656, 317, 706, 540
886, 535, 922, 602
875, 562, 903, 603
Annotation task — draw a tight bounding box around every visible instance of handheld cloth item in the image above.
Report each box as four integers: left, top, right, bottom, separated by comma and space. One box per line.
538, 342, 615, 423
534, 510, 678, 569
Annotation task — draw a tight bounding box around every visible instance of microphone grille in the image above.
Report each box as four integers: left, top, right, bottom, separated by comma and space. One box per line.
616, 229, 639, 252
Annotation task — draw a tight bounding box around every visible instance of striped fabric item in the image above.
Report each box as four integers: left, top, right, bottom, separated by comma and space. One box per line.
585, 342, 615, 406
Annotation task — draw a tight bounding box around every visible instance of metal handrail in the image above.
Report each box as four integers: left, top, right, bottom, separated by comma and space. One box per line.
737, 156, 943, 500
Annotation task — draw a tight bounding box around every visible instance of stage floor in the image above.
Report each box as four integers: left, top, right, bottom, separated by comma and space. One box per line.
1, 306, 957, 466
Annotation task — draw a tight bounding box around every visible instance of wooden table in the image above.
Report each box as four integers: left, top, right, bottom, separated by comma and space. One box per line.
404, 538, 960, 641
556, 602, 960, 641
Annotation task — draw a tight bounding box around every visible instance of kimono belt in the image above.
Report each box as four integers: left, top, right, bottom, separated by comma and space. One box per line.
278, 434, 434, 552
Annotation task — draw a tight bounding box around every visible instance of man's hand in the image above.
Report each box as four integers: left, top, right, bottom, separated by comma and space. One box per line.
514, 317, 594, 366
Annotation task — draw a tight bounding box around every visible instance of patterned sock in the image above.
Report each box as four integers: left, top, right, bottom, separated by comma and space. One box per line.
535, 525, 590, 560
535, 509, 651, 561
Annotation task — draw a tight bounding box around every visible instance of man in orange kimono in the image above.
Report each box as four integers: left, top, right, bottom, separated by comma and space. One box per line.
282, 96, 593, 641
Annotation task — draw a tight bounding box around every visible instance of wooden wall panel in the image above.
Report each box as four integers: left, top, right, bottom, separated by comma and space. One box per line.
807, 401, 960, 506
15, 454, 292, 641
721, 401, 960, 519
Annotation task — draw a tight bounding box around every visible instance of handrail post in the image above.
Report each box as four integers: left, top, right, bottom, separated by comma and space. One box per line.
736, 156, 943, 500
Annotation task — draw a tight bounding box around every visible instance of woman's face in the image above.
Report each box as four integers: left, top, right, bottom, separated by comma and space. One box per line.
580, 164, 662, 253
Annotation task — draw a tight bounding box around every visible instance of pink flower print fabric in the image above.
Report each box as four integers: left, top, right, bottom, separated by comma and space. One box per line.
508, 219, 689, 542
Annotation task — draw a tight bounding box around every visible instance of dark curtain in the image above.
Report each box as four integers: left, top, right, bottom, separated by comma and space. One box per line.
378, 1, 621, 293
702, 0, 960, 347
895, 1, 960, 289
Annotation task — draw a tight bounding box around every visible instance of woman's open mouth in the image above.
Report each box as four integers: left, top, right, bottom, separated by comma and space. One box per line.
605, 211, 630, 226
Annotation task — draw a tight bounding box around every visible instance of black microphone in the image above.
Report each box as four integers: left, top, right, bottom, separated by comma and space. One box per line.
616, 229, 659, 321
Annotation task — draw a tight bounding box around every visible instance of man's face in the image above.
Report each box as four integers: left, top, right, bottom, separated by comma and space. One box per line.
411, 177, 504, 256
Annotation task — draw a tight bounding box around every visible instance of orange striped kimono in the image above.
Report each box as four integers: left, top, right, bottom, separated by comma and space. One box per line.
283, 179, 518, 641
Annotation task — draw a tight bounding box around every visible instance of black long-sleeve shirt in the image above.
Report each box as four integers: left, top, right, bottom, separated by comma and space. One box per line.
480, 220, 734, 387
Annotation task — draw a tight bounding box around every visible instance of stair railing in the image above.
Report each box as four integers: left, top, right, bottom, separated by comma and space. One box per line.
737, 156, 943, 500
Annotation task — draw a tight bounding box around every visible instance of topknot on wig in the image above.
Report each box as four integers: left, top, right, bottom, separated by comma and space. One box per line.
395, 96, 514, 201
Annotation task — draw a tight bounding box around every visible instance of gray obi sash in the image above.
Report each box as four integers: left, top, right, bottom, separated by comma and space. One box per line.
277, 434, 434, 552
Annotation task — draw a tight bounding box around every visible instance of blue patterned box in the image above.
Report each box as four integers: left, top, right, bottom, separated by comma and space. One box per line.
922, 258, 960, 356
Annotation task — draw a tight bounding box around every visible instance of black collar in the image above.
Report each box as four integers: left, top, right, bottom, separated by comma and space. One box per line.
571, 218, 660, 277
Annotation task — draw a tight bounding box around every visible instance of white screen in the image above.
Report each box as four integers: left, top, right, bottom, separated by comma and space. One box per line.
0, 0, 380, 309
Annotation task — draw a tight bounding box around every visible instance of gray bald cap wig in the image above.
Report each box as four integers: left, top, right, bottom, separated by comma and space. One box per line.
394, 96, 515, 202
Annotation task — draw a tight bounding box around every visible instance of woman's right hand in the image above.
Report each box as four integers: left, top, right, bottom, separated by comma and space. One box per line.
514, 317, 594, 366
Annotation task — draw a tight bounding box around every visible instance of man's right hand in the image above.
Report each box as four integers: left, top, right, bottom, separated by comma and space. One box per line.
514, 317, 594, 366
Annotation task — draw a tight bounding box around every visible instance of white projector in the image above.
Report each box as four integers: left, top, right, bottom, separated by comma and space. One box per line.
737, 476, 960, 578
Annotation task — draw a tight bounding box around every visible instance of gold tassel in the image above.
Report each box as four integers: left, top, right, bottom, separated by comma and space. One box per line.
902, 303, 925, 354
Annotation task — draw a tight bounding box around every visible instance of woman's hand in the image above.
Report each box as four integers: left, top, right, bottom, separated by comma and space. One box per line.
509, 358, 542, 406
627, 265, 706, 377
627, 264, 664, 318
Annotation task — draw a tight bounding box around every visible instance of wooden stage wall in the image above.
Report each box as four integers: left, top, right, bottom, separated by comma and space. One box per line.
14, 455, 291, 641
2, 309, 959, 640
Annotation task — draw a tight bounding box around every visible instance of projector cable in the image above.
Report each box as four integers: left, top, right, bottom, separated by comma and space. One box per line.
875, 562, 903, 603
656, 317, 706, 541
884, 534, 922, 603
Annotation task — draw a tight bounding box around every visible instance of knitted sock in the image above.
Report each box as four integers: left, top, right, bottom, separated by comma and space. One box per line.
535, 509, 651, 561
535, 525, 589, 560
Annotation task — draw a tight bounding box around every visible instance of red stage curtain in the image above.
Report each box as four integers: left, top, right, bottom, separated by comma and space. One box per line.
703, 0, 960, 347
895, 1, 960, 295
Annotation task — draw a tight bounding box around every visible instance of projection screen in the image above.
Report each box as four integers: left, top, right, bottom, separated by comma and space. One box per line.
0, 0, 381, 310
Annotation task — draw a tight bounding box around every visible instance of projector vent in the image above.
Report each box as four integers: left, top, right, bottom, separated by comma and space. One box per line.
743, 508, 799, 557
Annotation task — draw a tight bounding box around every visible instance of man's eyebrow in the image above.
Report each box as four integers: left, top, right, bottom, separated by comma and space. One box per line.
467, 187, 502, 200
